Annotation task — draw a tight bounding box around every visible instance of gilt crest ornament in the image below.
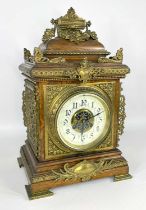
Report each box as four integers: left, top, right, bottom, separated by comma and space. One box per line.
42, 7, 97, 44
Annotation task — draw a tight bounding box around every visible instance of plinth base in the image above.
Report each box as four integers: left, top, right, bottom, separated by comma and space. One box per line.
18, 142, 132, 200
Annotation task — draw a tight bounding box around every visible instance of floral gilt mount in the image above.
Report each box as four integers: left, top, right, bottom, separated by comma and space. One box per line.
42, 7, 98, 43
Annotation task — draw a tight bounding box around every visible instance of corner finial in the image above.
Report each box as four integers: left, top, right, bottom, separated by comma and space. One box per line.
98, 48, 123, 63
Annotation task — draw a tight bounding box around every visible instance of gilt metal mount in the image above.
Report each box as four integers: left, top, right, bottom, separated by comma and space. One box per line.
42, 7, 98, 43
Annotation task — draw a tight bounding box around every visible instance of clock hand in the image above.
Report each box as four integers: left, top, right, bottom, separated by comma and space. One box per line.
80, 126, 83, 142
72, 114, 94, 132
88, 111, 104, 120
79, 111, 103, 141
72, 121, 83, 130
80, 120, 86, 142
72, 121, 84, 131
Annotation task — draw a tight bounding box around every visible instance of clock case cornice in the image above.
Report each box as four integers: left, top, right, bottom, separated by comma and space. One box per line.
19, 62, 130, 81
19, 63, 130, 82
19, 7, 130, 81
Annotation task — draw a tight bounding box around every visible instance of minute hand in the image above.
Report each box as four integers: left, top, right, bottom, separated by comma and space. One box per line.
89, 111, 104, 120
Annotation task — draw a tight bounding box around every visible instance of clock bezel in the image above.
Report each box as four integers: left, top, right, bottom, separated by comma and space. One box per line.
56, 92, 111, 150
48, 85, 112, 152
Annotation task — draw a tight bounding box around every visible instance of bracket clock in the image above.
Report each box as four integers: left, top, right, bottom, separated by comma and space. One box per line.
18, 7, 132, 199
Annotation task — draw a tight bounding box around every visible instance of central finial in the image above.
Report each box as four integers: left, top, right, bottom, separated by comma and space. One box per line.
42, 7, 98, 43
66, 7, 77, 18
54, 7, 86, 30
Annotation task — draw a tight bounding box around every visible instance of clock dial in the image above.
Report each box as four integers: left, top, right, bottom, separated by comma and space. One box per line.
56, 92, 111, 150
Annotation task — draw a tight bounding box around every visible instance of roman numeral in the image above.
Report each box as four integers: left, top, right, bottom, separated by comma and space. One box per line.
66, 110, 71, 116
73, 102, 78, 109
81, 99, 87, 106
63, 119, 68, 125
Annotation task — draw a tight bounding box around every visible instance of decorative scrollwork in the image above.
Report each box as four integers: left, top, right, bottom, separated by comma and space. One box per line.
76, 58, 93, 83
23, 47, 66, 64
52, 159, 127, 181
32, 158, 127, 183
97, 133, 112, 148
97, 82, 114, 99
63, 58, 93, 82
118, 95, 126, 136
31, 66, 129, 79
42, 28, 55, 43
56, 58, 129, 82
22, 81, 40, 157
45, 85, 75, 157
98, 48, 123, 63
42, 7, 97, 44
95, 82, 115, 149
24, 48, 34, 63
48, 137, 66, 156
34, 47, 66, 64
45, 82, 115, 158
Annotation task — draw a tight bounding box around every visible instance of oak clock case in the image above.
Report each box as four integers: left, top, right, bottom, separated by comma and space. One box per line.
18, 7, 132, 200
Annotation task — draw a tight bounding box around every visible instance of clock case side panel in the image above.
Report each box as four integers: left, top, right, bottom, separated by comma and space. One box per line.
117, 82, 127, 143
112, 79, 121, 148
111, 80, 126, 147
22, 79, 44, 160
